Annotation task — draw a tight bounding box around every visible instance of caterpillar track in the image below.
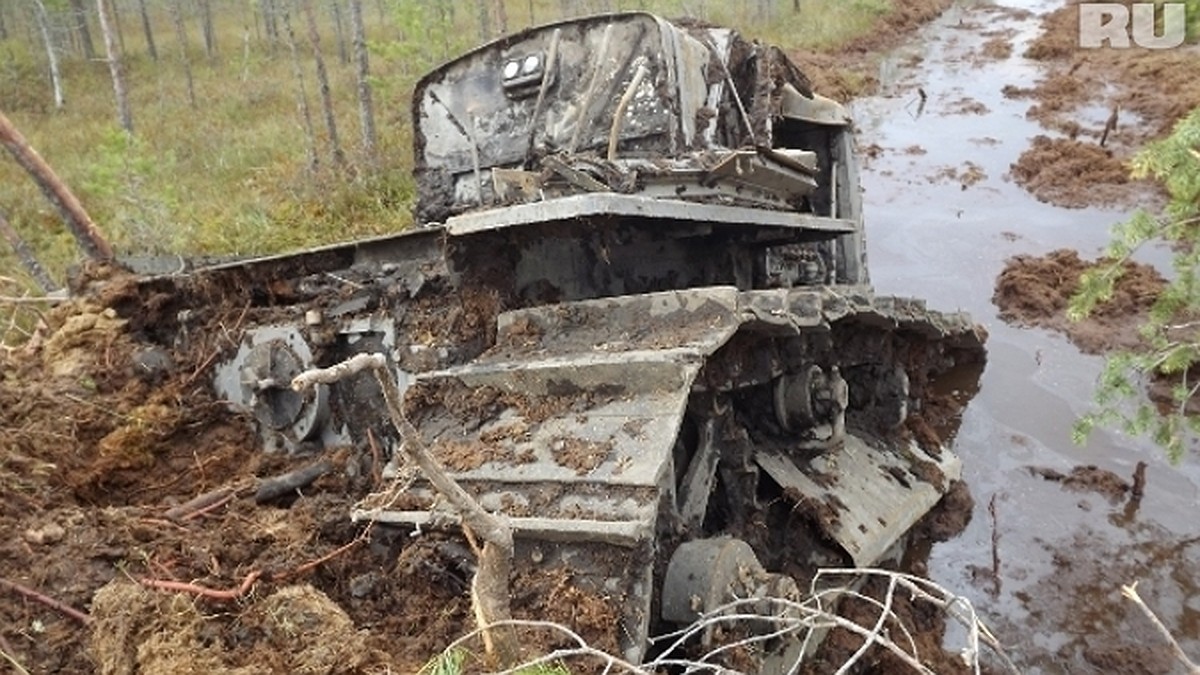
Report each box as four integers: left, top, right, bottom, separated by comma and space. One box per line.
129, 12, 987, 670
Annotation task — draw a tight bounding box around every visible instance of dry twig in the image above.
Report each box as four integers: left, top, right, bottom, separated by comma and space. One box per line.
1122, 581, 1200, 674
164, 486, 236, 521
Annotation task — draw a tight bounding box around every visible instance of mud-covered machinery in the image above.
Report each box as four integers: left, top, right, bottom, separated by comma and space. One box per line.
176, 13, 985, 668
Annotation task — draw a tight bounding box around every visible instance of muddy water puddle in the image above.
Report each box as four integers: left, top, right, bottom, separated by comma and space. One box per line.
852, 1, 1200, 672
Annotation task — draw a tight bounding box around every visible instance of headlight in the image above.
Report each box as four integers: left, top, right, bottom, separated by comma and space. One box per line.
522, 54, 541, 75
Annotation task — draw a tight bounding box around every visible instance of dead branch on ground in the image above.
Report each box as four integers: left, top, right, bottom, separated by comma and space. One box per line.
164, 486, 235, 521
0, 577, 92, 624
1122, 581, 1200, 674
0, 110, 113, 260
292, 352, 520, 666
254, 458, 334, 503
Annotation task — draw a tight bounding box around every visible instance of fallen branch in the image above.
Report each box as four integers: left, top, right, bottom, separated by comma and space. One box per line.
1122, 581, 1200, 674
0, 110, 113, 260
254, 458, 334, 503
140, 570, 262, 601
165, 486, 235, 521
293, 353, 520, 666
0, 577, 91, 624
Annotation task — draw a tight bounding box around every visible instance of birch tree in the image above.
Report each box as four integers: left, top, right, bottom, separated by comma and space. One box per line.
32, 0, 65, 110
329, 0, 348, 64
138, 0, 157, 60
169, 0, 196, 107
97, 0, 132, 134
302, 0, 344, 166
69, 0, 96, 59
349, 0, 375, 159
281, 2, 319, 171
197, 0, 216, 59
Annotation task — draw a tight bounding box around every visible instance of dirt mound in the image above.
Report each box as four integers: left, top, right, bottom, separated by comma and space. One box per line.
1010, 4, 1200, 208
792, 0, 955, 101
992, 249, 1165, 353
1009, 136, 1137, 209
89, 582, 371, 675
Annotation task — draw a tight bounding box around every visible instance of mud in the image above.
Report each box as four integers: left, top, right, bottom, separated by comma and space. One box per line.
851, 1, 1200, 671
992, 249, 1165, 354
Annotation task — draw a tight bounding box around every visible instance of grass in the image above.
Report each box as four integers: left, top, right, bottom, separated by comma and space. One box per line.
0, 0, 914, 292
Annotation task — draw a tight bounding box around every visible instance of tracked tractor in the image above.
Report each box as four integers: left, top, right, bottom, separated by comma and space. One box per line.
146, 13, 987, 668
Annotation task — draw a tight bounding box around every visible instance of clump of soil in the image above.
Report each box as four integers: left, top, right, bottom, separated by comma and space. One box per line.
978, 35, 1014, 61
930, 161, 987, 189
1028, 465, 1130, 502
992, 249, 1165, 353
943, 96, 990, 116
1009, 136, 1136, 208
89, 582, 372, 674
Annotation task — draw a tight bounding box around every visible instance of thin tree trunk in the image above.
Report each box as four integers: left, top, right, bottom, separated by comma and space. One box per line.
262, 0, 278, 52
0, 111, 113, 261
198, 0, 216, 59
302, 0, 344, 166
69, 0, 96, 59
110, 0, 127, 55
138, 0, 158, 60
0, 4, 9, 41
32, 0, 65, 110
349, 0, 375, 159
329, 0, 348, 65
169, 0, 196, 107
0, 208, 59, 293
97, 0, 133, 134
281, 2, 319, 171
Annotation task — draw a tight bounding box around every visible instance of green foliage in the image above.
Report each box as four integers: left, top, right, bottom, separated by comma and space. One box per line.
1070, 107, 1200, 461
418, 648, 468, 675
1187, 0, 1200, 43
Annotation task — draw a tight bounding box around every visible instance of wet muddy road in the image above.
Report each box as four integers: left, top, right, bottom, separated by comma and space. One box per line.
852, 1, 1200, 672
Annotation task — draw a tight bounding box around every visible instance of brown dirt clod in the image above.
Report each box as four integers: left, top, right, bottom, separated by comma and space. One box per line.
993, 249, 1165, 354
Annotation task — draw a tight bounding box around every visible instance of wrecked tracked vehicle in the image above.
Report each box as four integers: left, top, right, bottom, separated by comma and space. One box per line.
156, 12, 985, 668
